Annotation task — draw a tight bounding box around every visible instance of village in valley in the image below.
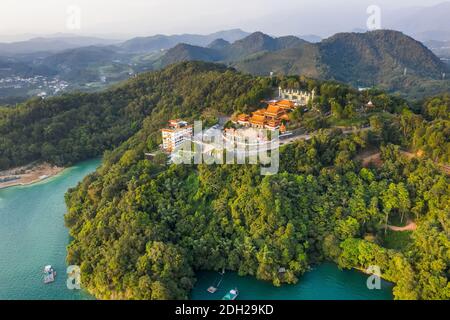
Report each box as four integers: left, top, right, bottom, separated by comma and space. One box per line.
0, 75, 70, 99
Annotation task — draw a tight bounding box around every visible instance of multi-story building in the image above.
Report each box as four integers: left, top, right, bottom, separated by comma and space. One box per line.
161, 119, 193, 152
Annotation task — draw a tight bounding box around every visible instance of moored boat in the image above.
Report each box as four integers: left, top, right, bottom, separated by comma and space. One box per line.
43, 265, 56, 284
222, 288, 238, 300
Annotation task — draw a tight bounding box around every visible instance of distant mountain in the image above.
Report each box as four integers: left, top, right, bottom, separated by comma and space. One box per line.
33, 46, 133, 82
1, 29, 447, 99
40, 46, 123, 68
232, 43, 322, 78
222, 32, 306, 61
0, 57, 55, 77
207, 39, 231, 51
318, 30, 447, 86
157, 30, 448, 95
119, 29, 249, 53
158, 44, 222, 67
208, 29, 251, 43
119, 35, 175, 53
0, 36, 119, 55
161, 32, 306, 66
0, 29, 249, 57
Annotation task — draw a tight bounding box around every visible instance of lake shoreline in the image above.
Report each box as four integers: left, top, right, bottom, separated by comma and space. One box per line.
191, 263, 394, 300
0, 162, 65, 190
0, 159, 101, 300
0, 158, 393, 300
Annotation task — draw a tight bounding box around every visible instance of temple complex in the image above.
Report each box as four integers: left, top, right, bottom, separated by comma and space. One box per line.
235, 100, 292, 131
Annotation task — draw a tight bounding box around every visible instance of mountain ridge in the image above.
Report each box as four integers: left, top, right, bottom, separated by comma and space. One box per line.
1, 29, 448, 100
158, 30, 448, 95
0, 36, 120, 55
119, 29, 250, 53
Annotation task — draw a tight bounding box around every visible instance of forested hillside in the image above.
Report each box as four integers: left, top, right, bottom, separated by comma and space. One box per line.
65, 123, 449, 300
0, 62, 272, 169
319, 30, 446, 83
54, 62, 449, 300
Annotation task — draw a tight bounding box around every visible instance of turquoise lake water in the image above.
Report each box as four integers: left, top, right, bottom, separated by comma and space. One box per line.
0, 159, 100, 300
191, 264, 393, 300
0, 158, 393, 300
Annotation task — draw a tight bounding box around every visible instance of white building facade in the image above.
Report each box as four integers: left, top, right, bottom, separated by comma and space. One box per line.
161, 120, 193, 152
278, 87, 315, 106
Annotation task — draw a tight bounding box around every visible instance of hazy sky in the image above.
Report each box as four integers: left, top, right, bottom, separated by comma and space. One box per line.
0, 0, 446, 39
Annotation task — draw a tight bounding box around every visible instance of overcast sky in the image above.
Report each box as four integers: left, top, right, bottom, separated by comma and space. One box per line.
0, 0, 446, 39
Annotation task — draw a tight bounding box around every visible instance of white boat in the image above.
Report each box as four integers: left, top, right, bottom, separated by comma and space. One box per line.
222, 288, 239, 300
43, 265, 56, 284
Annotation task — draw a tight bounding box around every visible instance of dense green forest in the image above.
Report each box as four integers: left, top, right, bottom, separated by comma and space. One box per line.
65, 126, 449, 300
0, 61, 448, 299
55, 62, 448, 300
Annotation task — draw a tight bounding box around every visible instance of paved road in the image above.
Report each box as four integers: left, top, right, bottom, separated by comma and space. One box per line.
280, 126, 371, 146
179, 125, 372, 159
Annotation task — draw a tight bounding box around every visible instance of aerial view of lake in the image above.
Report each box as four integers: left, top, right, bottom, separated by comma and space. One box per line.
0, 158, 393, 300
0, 159, 100, 300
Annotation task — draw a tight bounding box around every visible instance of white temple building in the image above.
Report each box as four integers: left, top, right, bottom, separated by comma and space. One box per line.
278, 87, 315, 106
